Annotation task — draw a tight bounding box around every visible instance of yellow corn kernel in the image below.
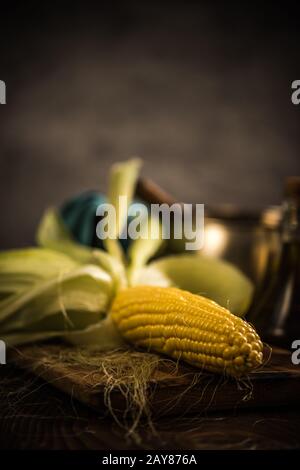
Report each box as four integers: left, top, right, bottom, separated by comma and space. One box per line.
110, 286, 264, 377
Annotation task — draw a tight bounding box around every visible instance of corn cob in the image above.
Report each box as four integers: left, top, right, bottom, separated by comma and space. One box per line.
110, 286, 263, 377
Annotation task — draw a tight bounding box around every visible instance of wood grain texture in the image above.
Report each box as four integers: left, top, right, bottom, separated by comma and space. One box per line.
8, 344, 300, 418
1, 345, 300, 450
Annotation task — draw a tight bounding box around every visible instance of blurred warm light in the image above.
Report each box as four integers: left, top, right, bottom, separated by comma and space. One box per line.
203, 222, 228, 257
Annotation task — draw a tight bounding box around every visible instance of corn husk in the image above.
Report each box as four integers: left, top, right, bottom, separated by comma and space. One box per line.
104, 158, 141, 262
133, 254, 253, 316
0, 159, 254, 348
0, 248, 79, 296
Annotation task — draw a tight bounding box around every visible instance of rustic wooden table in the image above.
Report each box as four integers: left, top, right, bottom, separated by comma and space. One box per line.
1, 363, 300, 450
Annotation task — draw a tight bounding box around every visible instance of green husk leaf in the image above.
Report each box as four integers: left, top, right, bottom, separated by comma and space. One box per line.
65, 315, 124, 350
37, 207, 97, 263
127, 214, 164, 285
37, 207, 127, 290
135, 254, 253, 316
0, 265, 113, 335
0, 330, 65, 347
1, 316, 124, 350
0, 248, 80, 296
104, 158, 142, 262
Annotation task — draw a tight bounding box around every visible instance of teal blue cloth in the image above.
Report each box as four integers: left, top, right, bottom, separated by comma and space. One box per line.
60, 192, 146, 251
61, 192, 106, 248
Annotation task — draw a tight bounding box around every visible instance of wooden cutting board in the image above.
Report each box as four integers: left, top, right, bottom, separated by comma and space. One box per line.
9, 344, 300, 418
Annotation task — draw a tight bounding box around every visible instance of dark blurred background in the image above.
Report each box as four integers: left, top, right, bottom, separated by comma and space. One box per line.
0, 1, 299, 248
